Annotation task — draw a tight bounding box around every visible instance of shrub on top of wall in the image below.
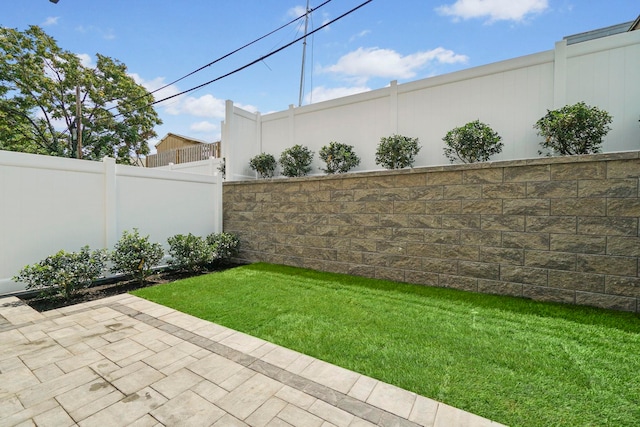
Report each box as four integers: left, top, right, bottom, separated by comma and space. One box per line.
249, 153, 277, 178
111, 229, 164, 285
375, 135, 421, 169
443, 120, 503, 164
319, 141, 361, 174
279, 144, 314, 177
534, 101, 613, 156
13, 246, 108, 301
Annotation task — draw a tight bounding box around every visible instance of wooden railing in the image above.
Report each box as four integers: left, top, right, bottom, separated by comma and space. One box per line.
146, 142, 220, 168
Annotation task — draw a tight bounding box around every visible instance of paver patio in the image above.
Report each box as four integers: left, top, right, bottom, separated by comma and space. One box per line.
0, 294, 506, 426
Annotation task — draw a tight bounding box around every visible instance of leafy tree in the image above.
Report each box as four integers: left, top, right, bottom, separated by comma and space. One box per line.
0, 25, 162, 164
319, 141, 360, 174
534, 102, 612, 156
375, 134, 421, 169
249, 152, 277, 178
443, 120, 503, 163
279, 144, 314, 177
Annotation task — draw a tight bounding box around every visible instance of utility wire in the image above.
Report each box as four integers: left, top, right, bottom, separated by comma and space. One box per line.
147, 0, 333, 97
107, 0, 333, 111
147, 0, 373, 109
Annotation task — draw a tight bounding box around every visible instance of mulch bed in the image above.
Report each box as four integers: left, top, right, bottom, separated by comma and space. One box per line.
19, 263, 242, 312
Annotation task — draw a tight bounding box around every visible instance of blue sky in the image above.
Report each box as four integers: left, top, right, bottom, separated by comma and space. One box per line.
1, 0, 638, 150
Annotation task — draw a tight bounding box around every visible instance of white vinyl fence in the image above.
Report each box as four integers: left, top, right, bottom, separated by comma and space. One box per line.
0, 151, 222, 295
222, 29, 640, 181
155, 157, 223, 176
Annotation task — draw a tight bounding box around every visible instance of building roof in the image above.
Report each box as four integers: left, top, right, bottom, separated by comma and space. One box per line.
154, 132, 211, 148
564, 14, 640, 45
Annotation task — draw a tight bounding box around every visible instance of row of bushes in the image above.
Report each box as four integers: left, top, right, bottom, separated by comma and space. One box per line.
249, 101, 613, 178
13, 229, 239, 301
250, 142, 360, 178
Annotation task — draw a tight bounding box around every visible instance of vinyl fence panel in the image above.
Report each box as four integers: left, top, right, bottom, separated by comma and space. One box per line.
0, 152, 222, 294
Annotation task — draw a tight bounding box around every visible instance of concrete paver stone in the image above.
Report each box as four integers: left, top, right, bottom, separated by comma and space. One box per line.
215, 373, 283, 420
150, 367, 204, 399
0, 295, 506, 427
275, 385, 317, 410
277, 403, 324, 427
299, 360, 360, 395
244, 397, 288, 427
78, 386, 167, 427
150, 389, 226, 426
366, 382, 416, 419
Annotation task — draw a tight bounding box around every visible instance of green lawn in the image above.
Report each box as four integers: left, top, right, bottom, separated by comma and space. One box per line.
132, 263, 640, 426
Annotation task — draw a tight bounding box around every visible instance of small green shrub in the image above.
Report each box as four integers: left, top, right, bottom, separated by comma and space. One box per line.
217, 158, 226, 179
319, 141, 361, 174
279, 144, 314, 177
167, 233, 213, 273
206, 232, 240, 262
443, 120, 503, 163
249, 153, 277, 178
111, 229, 164, 285
13, 246, 108, 301
534, 102, 613, 156
375, 135, 421, 169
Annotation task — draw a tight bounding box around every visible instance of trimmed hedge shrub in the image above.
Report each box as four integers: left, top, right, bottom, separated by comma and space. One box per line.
319, 141, 361, 174
279, 144, 314, 177
168, 232, 240, 272
167, 233, 213, 273
443, 120, 503, 163
13, 246, 108, 301
111, 229, 164, 285
375, 135, 421, 169
206, 232, 240, 262
249, 153, 277, 178
534, 102, 612, 156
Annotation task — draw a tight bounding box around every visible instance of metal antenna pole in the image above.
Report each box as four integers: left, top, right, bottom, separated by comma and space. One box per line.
298, 0, 310, 107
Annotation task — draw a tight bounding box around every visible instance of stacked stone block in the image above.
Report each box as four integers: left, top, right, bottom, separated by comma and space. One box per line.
223, 152, 640, 312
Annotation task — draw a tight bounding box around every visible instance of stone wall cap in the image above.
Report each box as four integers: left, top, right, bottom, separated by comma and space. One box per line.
224, 150, 640, 186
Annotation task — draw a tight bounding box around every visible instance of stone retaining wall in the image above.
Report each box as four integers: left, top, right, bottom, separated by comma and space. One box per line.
223, 152, 640, 312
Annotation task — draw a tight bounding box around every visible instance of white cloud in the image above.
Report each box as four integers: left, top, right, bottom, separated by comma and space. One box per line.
349, 30, 371, 42
319, 11, 331, 28
131, 74, 174, 93
129, 74, 183, 109
42, 16, 59, 26
130, 74, 257, 119
76, 53, 95, 68
75, 25, 116, 40
287, 5, 307, 18
436, 0, 548, 23
323, 47, 468, 83
306, 85, 371, 104
236, 103, 259, 114
190, 121, 218, 133
179, 94, 226, 118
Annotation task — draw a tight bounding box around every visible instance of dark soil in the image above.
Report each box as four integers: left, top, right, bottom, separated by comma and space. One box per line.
19, 263, 242, 313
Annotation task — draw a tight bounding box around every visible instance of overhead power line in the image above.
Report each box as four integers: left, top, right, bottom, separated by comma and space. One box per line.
147, 0, 334, 98
148, 0, 374, 108
107, 0, 333, 112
